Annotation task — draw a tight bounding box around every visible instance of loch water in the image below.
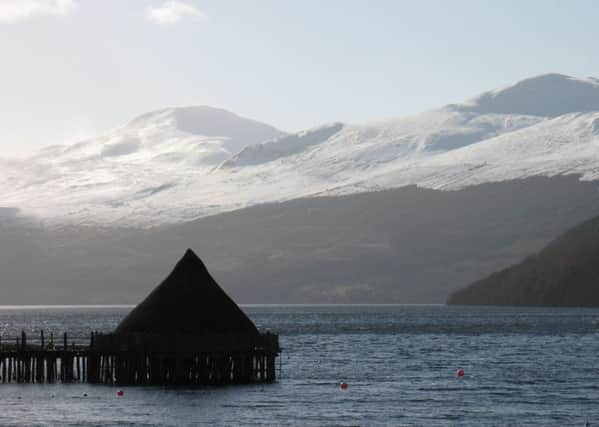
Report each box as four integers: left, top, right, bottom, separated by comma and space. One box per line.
0, 305, 599, 426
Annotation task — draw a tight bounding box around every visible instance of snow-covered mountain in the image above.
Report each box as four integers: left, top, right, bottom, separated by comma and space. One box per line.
2, 73, 599, 227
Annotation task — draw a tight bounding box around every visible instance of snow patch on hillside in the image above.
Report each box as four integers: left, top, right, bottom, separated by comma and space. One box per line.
220, 122, 344, 169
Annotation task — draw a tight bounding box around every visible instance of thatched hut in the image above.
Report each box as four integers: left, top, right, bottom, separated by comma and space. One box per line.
115, 249, 259, 336
89, 249, 279, 386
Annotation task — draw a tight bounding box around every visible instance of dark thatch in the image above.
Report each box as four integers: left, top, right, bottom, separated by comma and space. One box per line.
115, 249, 259, 336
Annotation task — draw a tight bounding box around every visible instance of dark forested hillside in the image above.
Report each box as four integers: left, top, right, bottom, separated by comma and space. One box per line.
448, 215, 599, 306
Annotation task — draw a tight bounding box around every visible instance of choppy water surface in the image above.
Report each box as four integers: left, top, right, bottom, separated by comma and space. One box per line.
1, 305, 599, 426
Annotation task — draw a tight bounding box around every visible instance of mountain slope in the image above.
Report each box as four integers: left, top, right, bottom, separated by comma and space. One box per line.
2, 176, 599, 304
355, 111, 599, 192
220, 122, 345, 168
447, 213, 599, 306
2, 73, 599, 227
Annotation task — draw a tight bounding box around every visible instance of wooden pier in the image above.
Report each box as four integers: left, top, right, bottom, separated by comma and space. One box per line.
0, 330, 279, 385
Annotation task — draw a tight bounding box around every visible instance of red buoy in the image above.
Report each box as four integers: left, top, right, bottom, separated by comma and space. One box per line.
340, 382, 349, 390
456, 368, 465, 378
116, 390, 124, 397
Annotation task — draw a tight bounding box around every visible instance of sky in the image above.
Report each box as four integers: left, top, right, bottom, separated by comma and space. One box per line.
1, 0, 599, 156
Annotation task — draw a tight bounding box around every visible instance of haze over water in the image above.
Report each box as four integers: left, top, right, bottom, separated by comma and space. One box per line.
0, 305, 598, 426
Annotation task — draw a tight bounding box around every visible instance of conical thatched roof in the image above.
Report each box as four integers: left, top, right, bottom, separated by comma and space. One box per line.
115, 249, 259, 336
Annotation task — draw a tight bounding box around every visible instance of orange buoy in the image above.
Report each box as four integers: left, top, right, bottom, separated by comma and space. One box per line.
116, 390, 124, 397
340, 382, 349, 390
456, 368, 465, 378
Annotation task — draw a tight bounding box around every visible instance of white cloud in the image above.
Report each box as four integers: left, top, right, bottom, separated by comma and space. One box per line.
0, 0, 77, 23
146, 1, 204, 25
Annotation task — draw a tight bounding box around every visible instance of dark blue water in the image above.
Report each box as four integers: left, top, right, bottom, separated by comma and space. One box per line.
1, 305, 599, 426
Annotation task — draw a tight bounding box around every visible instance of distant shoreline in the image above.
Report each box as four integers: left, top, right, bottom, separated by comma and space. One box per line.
0, 305, 135, 310
0, 303, 446, 309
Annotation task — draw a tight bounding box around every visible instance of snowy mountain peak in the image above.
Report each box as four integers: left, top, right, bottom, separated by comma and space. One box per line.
456, 73, 599, 117
129, 105, 285, 144
29, 106, 286, 167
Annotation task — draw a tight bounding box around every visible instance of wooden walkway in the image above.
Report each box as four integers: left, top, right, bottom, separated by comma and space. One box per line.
0, 331, 280, 385
0, 331, 89, 383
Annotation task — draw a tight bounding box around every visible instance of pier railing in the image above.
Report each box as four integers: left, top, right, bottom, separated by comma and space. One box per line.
0, 330, 90, 352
